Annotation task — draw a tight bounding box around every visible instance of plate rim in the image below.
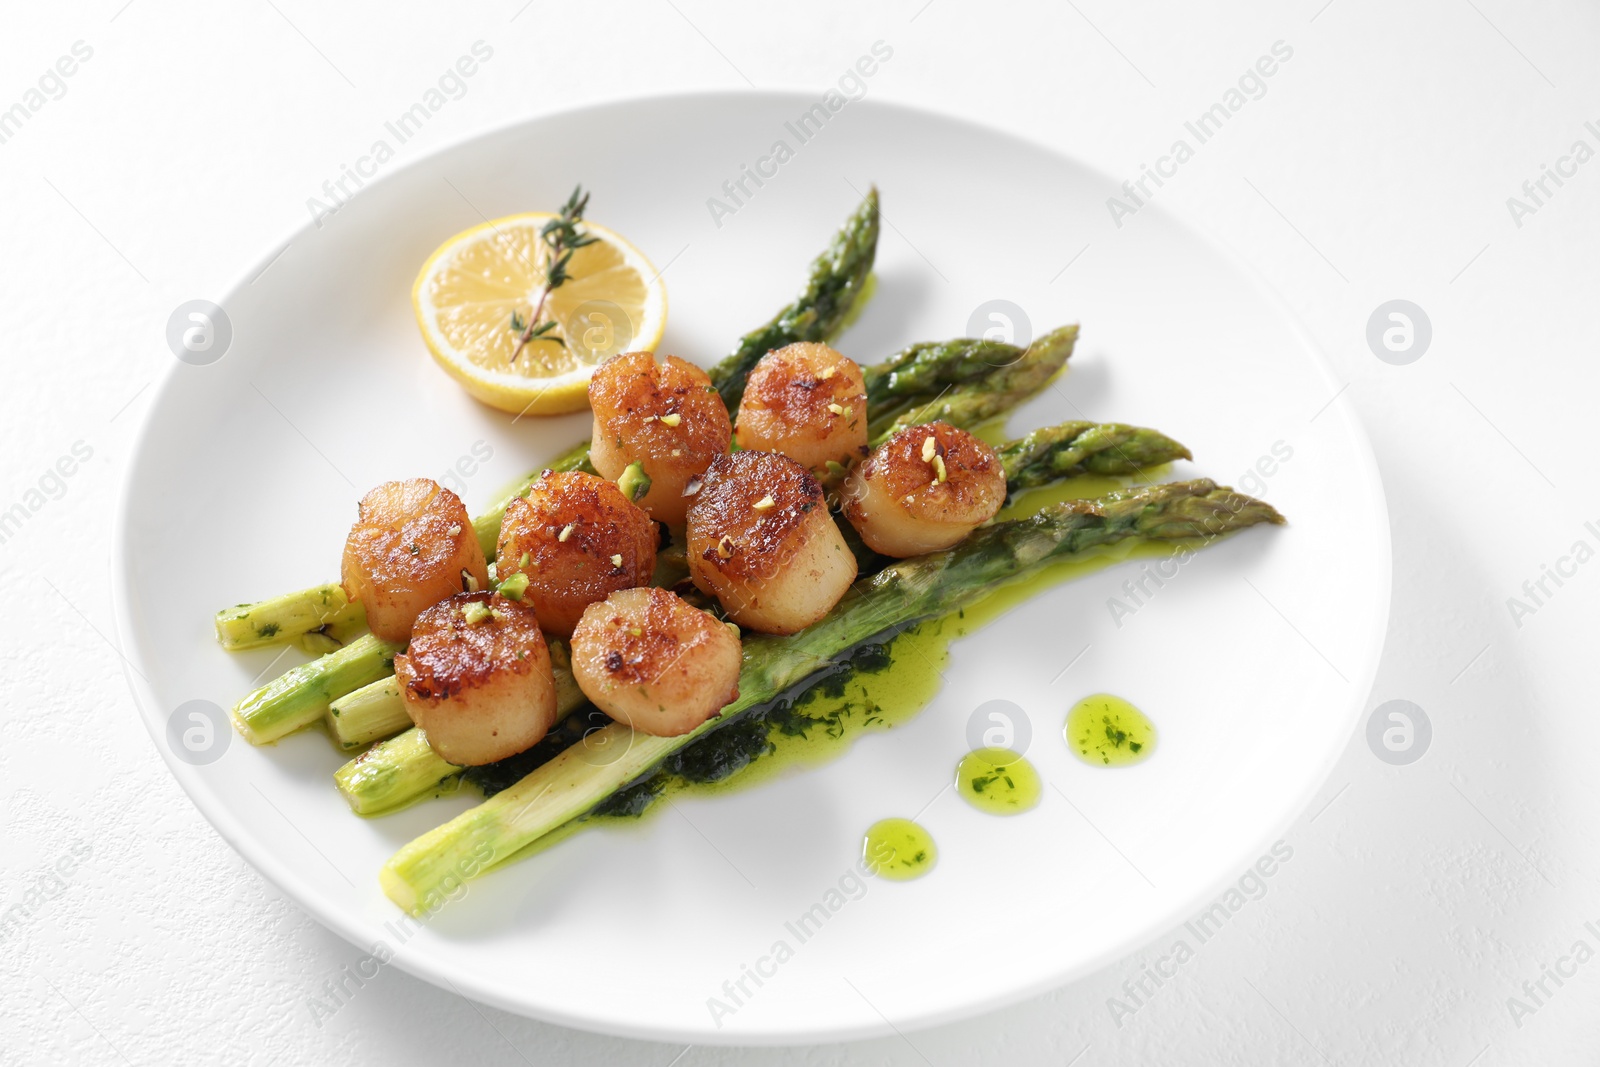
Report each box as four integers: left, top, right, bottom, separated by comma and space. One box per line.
110, 87, 1392, 1045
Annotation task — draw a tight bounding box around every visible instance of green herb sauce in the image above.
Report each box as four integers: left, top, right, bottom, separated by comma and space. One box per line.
862, 817, 937, 881
955, 747, 1041, 815
1065, 693, 1157, 766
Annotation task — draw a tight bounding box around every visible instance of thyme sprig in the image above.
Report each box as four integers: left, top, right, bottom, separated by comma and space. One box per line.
509, 185, 597, 363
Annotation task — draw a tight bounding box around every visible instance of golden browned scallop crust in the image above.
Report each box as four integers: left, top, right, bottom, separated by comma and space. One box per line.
495, 469, 657, 637
847, 421, 1006, 524
587, 351, 732, 525
734, 342, 868, 474
341, 478, 489, 642
685, 450, 856, 633
842, 421, 1008, 557
569, 587, 742, 737
685, 450, 828, 585
394, 592, 556, 765
397, 592, 547, 697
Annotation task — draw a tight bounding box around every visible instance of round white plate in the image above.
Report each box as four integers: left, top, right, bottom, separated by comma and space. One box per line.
113, 92, 1389, 1044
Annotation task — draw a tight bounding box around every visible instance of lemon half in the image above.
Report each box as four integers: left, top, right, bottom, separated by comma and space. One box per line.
412, 214, 667, 416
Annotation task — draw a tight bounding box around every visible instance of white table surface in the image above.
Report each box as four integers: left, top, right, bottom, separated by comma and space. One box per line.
4, 2, 1596, 1064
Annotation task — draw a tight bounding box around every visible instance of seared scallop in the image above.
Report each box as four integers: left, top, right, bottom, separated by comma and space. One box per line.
570, 587, 742, 737
341, 478, 489, 642
587, 350, 732, 525
394, 592, 556, 766
686, 450, 856, 634
495, 470, 657, 637
842, 421, 1006, 557
735, 342, 868, 479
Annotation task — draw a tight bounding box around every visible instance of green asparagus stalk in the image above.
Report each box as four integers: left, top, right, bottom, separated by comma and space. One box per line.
712, 187, 879, 411
214, 583, 363, 651
325, 678, 406, 751
863, 336, 1043, 430
231, 634, 402, 745
869, 325, 1078, 445
999, 421, 1191, 495
335, 729, 463, 815
380, 479, 1284, 913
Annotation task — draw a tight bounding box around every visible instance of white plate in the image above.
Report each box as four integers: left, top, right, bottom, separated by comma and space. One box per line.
113, 92, 1389, 1045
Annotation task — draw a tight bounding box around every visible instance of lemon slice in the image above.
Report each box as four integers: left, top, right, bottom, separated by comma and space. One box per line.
412, 213, 667, 416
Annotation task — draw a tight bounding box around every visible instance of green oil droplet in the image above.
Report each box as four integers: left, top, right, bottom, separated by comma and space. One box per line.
862, 817, 937, 881
955, 747, 1042, 815
1065, 693, 1157, 766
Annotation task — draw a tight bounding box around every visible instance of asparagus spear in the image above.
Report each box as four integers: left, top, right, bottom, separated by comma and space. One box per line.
863, 336, 1042, 430
712, 187, 880, 411
334, 729, 460, 814
869, 325, 1079, 445
214, 583, 363, 651
231, 634, 402, 745
325, 678, 406, 751
999, 421, 1191, 495
380, 479, 1284, 913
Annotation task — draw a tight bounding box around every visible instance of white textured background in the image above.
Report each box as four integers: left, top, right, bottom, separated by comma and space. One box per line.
3, 1, 1596, 1064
